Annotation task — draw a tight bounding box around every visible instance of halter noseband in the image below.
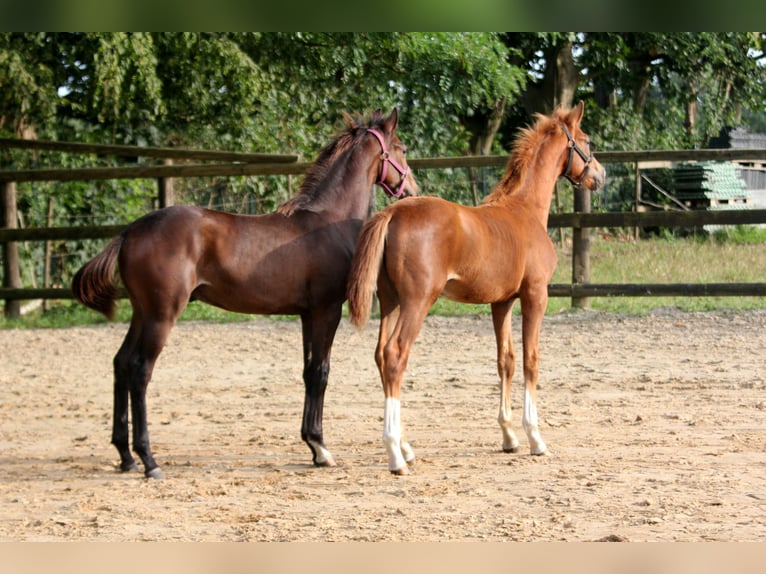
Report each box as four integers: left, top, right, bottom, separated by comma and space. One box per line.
560, 124, 593, 187
366, 128, 410, 198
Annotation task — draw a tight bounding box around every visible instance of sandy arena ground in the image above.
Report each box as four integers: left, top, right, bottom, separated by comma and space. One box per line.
1, 309, 764, 541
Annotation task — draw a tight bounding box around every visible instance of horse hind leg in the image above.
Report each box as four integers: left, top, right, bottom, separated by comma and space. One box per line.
114, 315, 176, 479
378, 293, 432, 475
112, 322, 141, 473
376, 305, 416, 470
135, 318, 179, 478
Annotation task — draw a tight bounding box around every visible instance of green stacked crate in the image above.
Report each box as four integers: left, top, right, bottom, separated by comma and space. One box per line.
673, 162, 750, 210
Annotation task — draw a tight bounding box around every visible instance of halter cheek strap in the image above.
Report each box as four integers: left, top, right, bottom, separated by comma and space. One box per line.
366, 128, 410, 198
560, 124, 593, 187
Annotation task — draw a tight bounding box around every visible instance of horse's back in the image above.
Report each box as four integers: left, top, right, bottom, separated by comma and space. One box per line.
120, 205, 280, 263
380, 196, 556, 304
384, 196, 462, 247
120, 205, 357, 315
126, 204, 205, 230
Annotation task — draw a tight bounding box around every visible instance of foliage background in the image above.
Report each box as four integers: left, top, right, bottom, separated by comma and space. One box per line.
1, 32, 766, 291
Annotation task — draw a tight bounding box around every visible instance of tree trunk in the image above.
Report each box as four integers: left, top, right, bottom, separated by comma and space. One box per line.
632, 67, 653, 113
523, 39, 578, 116
463, 97, 507, 205
685, 89, 698, 145
467, 97, 507, 156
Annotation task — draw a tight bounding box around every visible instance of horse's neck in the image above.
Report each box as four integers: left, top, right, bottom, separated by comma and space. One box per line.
314, 152, 375, 221
508, 141, 564, 227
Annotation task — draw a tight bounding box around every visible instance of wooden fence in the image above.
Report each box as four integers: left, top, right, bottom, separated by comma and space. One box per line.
3, 137, 766, 318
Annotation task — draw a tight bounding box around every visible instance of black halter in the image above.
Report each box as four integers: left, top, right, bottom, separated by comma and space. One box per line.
560, 124, 592, 187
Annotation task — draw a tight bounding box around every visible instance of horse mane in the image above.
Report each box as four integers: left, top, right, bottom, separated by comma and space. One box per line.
277, 110, 387, 216
482, 107, 567, 205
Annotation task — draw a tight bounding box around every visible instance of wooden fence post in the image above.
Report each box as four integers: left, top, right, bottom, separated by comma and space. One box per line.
158, 158, 175, 208
634, 161, 641, 240
571, 185, 591, 309
43, 195, 54, 312
1, 181, 22, 318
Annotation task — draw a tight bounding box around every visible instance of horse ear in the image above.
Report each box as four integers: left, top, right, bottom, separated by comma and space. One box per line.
569, 101, 585, 126
341, 111, 356, 128
384, 107, 399, 133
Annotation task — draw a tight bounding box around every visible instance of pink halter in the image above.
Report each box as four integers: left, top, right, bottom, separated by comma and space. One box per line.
366, 128, 410, 198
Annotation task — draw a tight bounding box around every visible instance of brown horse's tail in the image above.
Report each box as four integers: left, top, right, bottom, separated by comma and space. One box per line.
71, 235, 123, 320
347, 209, 394, 328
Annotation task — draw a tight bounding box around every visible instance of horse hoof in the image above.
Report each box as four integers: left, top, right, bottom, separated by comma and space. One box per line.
531, 449, 551, 457
503, 445, 521, 454
314, 456, 337, 468
308, 440, 336, 467
121, 462, 140, 473
401, 442, 415, 463
145, 467, 165, 480
390, 466, 411, 476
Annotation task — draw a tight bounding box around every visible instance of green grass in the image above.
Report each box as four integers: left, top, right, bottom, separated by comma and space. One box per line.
3, 230, 766, 329
431, 230, 766, 317
711, 224, 766, 245
548, 232, 766, 315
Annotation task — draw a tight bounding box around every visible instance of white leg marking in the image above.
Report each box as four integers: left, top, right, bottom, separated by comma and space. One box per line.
523, 389, 547, 455
498, 404, 521, 452
401, 440, 415, 464
308, 439, 336, 466
383, 397, 408, 472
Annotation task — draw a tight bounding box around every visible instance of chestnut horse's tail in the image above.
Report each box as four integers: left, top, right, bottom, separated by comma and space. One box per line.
347, 209, 394, 328
71, 235, 124, 320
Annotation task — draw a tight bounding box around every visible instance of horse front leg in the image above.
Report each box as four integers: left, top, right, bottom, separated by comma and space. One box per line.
520, 287, 549, 456
491, 300, 521, 453
299, 307, 340, 467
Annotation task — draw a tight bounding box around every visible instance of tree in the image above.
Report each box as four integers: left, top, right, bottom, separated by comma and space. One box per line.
0, 33, 59, 138
2, 33, 527, 155
582, 32, 766, 150
5, 32, 765, 158
1, 33, 527, 291
498, 32, 766, 152
3, 33, 766, 295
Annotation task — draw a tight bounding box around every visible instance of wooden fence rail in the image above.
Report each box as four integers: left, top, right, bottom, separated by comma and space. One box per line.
0, 137, 299, 164
548, 207, 766, 229
3, 140, 766, 318
3, 208, 766, 305
4, 147, 766, 183
0, 161, 311, 183
4, 208, 766, 244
